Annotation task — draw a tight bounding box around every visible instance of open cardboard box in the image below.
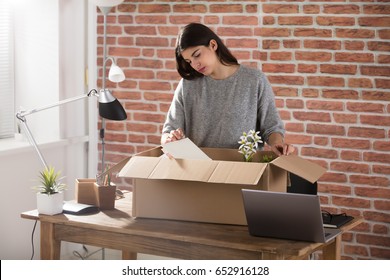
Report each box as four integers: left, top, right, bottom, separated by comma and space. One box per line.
108, 146, 326, 225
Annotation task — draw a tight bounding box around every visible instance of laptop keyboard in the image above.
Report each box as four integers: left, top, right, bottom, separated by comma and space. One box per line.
324, 232, 331, 237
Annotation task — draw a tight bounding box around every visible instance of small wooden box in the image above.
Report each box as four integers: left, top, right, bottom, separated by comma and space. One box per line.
75, 179, 97, 205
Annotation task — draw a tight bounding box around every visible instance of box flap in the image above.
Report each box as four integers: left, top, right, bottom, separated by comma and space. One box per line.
118, 156, 161, 178
118, 156, 267, 185
150, 157, 218, 181
209, 161, 267, 185
271, 155, 326, 183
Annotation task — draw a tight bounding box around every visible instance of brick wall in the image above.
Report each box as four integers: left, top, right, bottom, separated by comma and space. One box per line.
96, 0, 390, 260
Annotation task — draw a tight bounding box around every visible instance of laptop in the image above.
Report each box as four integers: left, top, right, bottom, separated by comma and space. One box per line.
241, 189, 341, 243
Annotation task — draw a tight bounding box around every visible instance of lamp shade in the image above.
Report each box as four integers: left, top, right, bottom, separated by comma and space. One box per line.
98, 89, 127, 120
89, 0, 124, 7
108, 62, 125, 83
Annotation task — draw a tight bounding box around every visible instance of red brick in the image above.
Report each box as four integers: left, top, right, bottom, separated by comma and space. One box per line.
173, 4, 207, 13
279, 16, 313, 26
255, 27, 290, 37
296, 51, 332, 62
359, 17, 390, 27
357, 233, 390, 247
210, 4, 243, 13
350, 175, 389, 187
363, 152, 390, 164
320, 64, 357, 75
133, 112, 166, 123
262, 4, 299, 14
370, 247, 390, 259
319, 172, 348, 183
374, 200, 390, 211
309, 76, 345, 87
294, 28, 332, 37
306, 100, 344, 111
368, 41, 390, 52
323, 4, 360, 14
348, 78, 373, 88
307, 123, 345, 136
361, 115, 390, 126
316, 16, 355, 26
318, 183, 352, 195
333, 113, 358, 124
314, 136, 328, 146
285, 134, 312, 145
272, 87, 303, 97
335, 52, 374, 63
373, 164, 390, 175
336, 28, 375, 39
284, 99, 302, 109
301, 147, 338, 159
330, 162, 370, 174
340, 150, 361, 161
373, 141, 390, 152
333, 196, 371, 208
303, 5, 320, 14
362, 91, 390, 101
262, 63, 295, 73
332, 138, 370, 150
343, 245, 369, 257
262, 40, 280, 49
348, 103, 385, 114
298, 64, 317, 73
127, 134, 146, 144
304, 40, 342, 50
293, 111, 331, 122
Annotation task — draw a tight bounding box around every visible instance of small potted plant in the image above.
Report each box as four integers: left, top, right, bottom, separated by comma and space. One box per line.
33, 166, 67, 215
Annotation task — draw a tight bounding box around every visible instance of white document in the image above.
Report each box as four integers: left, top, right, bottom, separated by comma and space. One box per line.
161, 138, 211, 160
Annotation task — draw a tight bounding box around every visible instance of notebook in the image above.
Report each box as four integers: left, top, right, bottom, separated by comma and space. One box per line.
241, 189, 341, 243
322, 212, 354, 228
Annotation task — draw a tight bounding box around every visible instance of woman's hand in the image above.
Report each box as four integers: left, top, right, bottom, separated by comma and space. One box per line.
268, 132, 295, 156
161, 128, 185, 144
271, 143, 295, 156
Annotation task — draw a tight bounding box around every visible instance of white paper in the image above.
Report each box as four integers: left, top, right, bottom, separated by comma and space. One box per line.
161, 138, 211, 160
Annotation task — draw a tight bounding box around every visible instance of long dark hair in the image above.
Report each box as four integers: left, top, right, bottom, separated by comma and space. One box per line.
175, 23, 239, 80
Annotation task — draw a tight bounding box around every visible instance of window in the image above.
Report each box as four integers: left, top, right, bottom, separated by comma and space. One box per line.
0, 1, 15, 138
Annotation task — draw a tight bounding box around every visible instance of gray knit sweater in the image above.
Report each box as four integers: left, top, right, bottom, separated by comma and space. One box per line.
162, 65, 285, 149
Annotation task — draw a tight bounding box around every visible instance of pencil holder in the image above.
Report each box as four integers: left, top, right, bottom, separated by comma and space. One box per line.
94, 183, 116, 210
75, 179, 98, 205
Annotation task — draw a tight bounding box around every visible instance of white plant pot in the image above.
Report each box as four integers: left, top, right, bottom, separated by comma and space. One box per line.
36, 192, 64, 215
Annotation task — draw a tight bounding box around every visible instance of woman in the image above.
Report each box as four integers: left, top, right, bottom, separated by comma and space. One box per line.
161, 23, 294, 156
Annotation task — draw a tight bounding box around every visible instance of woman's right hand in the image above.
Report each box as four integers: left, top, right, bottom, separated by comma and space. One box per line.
161, 128, 185, 144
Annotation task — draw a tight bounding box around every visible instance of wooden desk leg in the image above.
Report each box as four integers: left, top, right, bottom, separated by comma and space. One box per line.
322, 236, 341, 260
122, 251, 137, 260
40, 221, 61, 260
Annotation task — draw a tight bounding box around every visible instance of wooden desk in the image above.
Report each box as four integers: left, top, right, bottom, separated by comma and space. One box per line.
21, 193, 361, 260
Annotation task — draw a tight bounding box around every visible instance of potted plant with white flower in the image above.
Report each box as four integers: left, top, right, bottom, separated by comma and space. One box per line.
33, 166, 67, 215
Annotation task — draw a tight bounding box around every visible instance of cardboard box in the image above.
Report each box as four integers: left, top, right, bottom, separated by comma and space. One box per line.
112, 146, 326, 225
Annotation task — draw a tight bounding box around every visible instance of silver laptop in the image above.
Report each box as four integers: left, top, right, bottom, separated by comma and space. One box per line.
241, 189, 341, 243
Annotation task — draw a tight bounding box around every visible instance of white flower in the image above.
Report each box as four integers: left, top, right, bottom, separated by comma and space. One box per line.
237, 130, 263, 162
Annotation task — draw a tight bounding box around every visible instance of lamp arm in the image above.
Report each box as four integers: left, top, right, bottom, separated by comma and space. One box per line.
15, 89, 98, 169
19, 120, 49, 170
16, 89, 98, 119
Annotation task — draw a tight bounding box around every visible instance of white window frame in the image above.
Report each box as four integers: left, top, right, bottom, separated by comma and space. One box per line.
0, 0, 15, 139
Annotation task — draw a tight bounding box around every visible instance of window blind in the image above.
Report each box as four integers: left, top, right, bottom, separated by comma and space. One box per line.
0, 1, 15, 138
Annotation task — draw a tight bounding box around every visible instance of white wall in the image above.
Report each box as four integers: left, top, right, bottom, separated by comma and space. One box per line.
0, 0, 97, 260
